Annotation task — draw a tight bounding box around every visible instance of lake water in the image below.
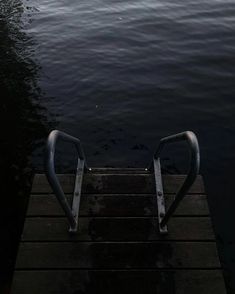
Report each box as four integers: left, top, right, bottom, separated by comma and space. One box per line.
1, 0, 235, 292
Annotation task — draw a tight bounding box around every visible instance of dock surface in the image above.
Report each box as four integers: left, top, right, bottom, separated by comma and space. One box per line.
11, 169, 226, 293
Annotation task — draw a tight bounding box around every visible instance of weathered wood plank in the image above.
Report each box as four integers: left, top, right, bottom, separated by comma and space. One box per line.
31, 174, 204, 194
21, 217, 215, 241
11, 270, 226, 294
27, 194, 209, 217
15, 242, 220, 269
89, 168, 150, 174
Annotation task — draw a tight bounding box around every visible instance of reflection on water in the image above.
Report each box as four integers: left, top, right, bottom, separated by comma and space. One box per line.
0, 1, 51, 292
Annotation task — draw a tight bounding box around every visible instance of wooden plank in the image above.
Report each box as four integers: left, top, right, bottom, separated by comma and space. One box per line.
15, 242, 220, 269
31, 174, 204, 194
27, 194, 209, 217
21, 217, 215, 241
11, 270, 226, 294
88, 168, 150, 174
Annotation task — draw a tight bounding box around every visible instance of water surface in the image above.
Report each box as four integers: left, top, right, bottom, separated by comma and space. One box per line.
1, 0, 235, 292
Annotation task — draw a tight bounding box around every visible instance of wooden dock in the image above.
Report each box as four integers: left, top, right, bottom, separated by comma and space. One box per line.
11, 169, 226, 293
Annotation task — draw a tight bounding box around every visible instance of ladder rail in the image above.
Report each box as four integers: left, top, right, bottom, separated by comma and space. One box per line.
45, 130, 88, 232
44, 129, 199, 234
148, 131, 200, 233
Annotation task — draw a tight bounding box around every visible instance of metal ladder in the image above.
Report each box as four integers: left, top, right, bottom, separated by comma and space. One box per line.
45, 130, 200, 234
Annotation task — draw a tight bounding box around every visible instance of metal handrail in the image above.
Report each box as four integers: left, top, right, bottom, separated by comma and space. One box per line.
149, 131, 200, 233
45, 130, 88, 232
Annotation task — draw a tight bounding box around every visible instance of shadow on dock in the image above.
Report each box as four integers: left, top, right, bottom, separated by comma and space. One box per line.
0, 1, 51, 292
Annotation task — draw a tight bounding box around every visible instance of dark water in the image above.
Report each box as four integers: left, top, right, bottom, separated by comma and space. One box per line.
1, 0, 235, 292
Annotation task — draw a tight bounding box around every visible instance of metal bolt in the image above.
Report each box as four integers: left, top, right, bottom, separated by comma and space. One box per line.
158, 191, 162, 196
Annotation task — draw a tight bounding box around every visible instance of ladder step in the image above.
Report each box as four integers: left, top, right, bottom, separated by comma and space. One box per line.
22, 217, 215, 241
27, 194, 209, 216
31, 174, 205, 194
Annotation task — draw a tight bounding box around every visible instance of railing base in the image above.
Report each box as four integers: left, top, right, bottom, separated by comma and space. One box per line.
153, 158, 168, 234
69, 158, 85, 233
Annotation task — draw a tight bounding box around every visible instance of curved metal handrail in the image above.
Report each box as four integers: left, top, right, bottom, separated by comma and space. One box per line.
149, 131, 200, 233
45, 130, 88, 232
